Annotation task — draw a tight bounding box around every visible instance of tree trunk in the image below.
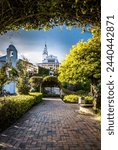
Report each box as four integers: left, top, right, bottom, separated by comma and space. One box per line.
39, 84, 42, 93
91, 84, 101, 110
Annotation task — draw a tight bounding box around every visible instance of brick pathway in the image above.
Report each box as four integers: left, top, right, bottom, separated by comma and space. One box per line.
0, 98, 100, 150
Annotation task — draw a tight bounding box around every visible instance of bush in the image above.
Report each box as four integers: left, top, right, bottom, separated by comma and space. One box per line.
17, 77, 30, 94
84, 96, 94, 104
29, 92, 43, 104
63, 94, 79, 103
29, 76, 43, 92
0, 92, 42, 131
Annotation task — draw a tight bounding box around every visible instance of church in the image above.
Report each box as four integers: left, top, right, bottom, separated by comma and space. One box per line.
37, 44, 60, 72
0, 44, 37, 94
0, 44, 59, 94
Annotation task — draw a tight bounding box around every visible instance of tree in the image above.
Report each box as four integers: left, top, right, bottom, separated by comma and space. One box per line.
29, 76, 43, 92
0, 0, 100, 34
16, 56, 31, 76
58, 27, 101, 108
38, 66, 49, 76
0, 65, 8, 92
16, 57, 31, 94
16, 77, 30, 94
8, 67, 19, 81
0, 63, 19, 94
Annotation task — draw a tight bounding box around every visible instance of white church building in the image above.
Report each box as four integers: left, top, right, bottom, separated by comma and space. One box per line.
37, 44, 60, 71
0, 45, 18, 94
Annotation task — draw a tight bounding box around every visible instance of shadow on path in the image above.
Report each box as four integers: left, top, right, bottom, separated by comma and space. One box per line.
0, 98, 100, 150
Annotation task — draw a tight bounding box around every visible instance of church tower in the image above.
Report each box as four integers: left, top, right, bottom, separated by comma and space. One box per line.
6, 44, 18, 68
42, 44, 48, 60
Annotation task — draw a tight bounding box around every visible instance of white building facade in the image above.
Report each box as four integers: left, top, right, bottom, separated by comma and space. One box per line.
37, 44, 60, 74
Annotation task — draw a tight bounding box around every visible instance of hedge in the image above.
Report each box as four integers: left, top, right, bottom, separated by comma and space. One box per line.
0, 92, 42, 131
84, 96, 94, 104
63, 94, 79, 103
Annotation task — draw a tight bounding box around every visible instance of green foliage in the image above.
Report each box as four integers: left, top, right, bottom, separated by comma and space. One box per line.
16, 57, 33, 94
58, 27, 101, 108
84, 96, 94, 104
17, 77, 30, 94
0, 0, 100, 34
29, 76, 43, 92
0, 92, 42, 131
63, 94, 78, 103
38, 66, 49, 76
29, 92, 43, 104
62, 81, 90, 93
77, 90, 88, 96
0, 65, 8, 91
8, 67, 19, 81
58, 27, 101, 85
42, 76, 60, 87
17, 57, 30, 76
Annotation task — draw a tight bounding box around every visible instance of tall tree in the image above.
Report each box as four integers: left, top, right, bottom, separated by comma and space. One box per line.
58, 27, 101, 108
0, 0, 100, 34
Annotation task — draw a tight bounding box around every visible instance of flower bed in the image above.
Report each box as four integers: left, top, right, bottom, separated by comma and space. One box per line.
0, 92, 42, 131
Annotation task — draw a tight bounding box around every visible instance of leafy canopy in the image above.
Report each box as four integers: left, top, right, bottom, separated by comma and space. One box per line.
42, 76, 60, 87
0, 0, 100, 34
29, 76, 43, 92
58, 27, 101, 85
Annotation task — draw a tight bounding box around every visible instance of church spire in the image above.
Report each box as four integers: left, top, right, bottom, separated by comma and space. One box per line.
43, 43, 48, 55
43, 43, 48, 60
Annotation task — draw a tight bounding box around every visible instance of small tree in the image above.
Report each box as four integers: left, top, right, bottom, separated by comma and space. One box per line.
16, 57, 31, 94
29, 76, 43, 92
8, 67, 19, 81
0, 65, 8, 92
17, 77, 30, 95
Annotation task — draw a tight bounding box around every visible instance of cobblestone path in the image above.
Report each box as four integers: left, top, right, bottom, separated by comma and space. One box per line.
0, 98, 100, 150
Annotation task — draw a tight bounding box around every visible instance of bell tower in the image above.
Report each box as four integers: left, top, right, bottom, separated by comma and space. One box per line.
6, 44, 18, 68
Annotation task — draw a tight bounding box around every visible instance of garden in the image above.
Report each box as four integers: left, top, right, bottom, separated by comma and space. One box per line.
0, 0, 101, 133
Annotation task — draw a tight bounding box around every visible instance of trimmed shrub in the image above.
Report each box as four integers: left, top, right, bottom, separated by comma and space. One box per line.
84, 96, 94, 104
29, 92, 43, 104
63, 94, 79, 103
0, 92, 42, 131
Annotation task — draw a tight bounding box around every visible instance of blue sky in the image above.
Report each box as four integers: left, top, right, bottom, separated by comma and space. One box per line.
0, 26, 92, 64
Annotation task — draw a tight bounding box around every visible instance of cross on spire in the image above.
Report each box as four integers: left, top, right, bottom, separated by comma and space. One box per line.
43, 43, 48, 55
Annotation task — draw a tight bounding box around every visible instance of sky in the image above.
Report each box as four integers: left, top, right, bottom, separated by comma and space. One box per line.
0, 26, 92, 64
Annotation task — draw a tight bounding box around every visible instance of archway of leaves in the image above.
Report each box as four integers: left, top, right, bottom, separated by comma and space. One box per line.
0, 0, 101, 105
42, 76, 61, 96
0, 0, 100, 34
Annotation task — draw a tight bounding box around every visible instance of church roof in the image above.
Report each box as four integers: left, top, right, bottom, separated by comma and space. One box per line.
0, 55, 6, 61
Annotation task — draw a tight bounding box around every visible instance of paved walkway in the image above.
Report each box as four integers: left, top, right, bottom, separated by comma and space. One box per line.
0, 98, 100, 150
